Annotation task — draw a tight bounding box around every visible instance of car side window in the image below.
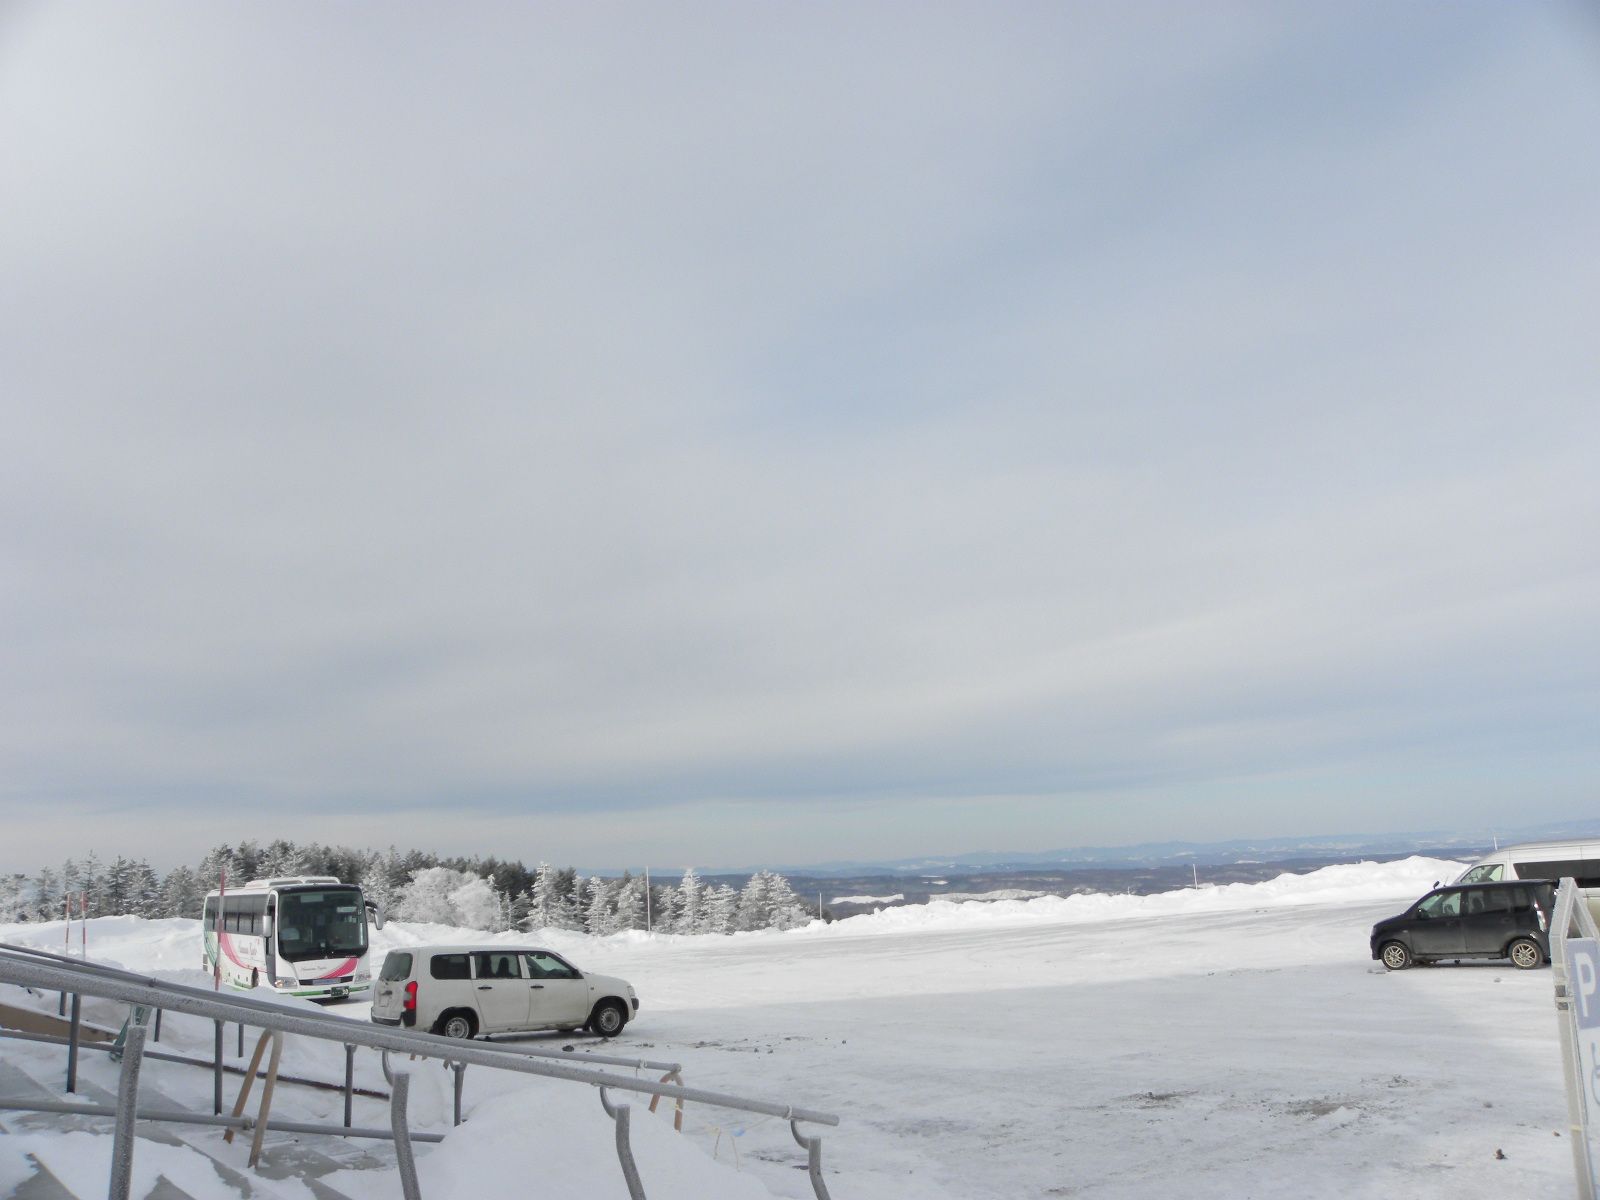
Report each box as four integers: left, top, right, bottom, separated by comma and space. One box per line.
524, 951, 579, 980
1459, 865, 1502, 884
472, 951, 523, 980
1417, 891, 1462, 918
430, 954, 472, 980
1479, 889, 1511, 913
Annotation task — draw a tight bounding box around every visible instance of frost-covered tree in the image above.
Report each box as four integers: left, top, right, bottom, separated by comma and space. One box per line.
0, 874, 28, 923
395, 867, 478, 924
128, 861, 163, 918
703, 883, 739, 935
527, 862, 578, 931
583, 876, 619, 936
674, 868, 704, 934
613, 875, 647, 931
651, 885, 678, 935
160, 866, 204, 921
736, 870, 811, 932
448, 876, 503, 930
30, 867, 61, 923
507, 889, 532, 930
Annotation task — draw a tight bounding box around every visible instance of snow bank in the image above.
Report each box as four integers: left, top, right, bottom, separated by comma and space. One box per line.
805, 856, 1464, 937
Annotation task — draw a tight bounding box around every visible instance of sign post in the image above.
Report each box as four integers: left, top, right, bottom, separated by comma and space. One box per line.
1553, 879, 1600, 1199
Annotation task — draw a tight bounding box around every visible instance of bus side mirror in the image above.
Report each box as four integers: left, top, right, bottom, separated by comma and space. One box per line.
261, 916, 274, 940
366, 900, 385, 931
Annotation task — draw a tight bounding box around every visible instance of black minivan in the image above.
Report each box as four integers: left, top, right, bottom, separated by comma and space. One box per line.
1370, 880, 1556, 971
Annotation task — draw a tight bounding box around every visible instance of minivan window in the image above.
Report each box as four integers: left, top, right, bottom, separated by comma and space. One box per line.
1515, 859, 1590, 884
380, 952, 413, 982
1417, 890, 1462, 918
1458, 864, 1502, 883
524, 951, 580, 980
430, 953, 472, 980
473, 951, 523, 980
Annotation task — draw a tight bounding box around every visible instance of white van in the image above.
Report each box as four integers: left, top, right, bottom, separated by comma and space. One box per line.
371, 945, 638, 1039
1453, 840, 1600, 886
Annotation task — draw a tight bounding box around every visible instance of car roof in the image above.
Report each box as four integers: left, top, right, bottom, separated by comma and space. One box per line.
384, 945, 561, 956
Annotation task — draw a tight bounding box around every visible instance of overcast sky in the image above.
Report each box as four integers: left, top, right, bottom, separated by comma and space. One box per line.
2, 3, 1597, 873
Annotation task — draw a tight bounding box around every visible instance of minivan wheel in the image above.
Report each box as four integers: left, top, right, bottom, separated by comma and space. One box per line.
1508, 938, 1544, 970
1380, 942, 1413, 971
589, 1001, 626, 1039
438, 1011, 477, 1039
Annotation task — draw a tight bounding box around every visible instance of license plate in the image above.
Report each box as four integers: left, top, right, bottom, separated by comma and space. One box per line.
330, 986, 348, 998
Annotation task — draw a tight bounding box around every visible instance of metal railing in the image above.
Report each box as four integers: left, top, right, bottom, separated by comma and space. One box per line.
0, 941, 839, 1200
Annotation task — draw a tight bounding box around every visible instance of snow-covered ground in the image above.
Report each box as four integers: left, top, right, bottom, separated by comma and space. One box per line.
0, 856, 1581, 1198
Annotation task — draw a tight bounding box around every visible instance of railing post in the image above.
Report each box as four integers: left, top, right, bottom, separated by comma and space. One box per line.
247, 1032, 284, 1168
390, 1070, 422, 1200
213, 1020, 224, 1114
108, 1025, 147, 1200
452, 1062, 466, 1126
65, 993, 81, 1093
153, 1008, 162, 1043
344, 1044, 356, 1128
599, 1088, 647, 1200
791, 1120, 833, 1200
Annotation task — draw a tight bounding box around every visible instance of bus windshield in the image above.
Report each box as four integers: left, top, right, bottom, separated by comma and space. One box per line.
276, 888, 367, 963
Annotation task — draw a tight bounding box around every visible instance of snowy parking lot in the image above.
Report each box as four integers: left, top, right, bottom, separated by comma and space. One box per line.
0, 857, 1578, 1198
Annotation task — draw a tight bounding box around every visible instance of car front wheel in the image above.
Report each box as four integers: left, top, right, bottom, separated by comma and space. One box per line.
589, 1000, 626, 1038
1508, 938, 1544, 970
1380, 942, 1413, 971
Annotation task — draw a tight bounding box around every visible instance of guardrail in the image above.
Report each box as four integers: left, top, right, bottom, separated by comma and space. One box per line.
0, 941, 839, 1200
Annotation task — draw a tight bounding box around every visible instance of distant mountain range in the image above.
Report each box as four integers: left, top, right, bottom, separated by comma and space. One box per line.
766, 818, 1600, 878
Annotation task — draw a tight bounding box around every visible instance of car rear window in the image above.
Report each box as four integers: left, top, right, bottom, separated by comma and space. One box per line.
379, 952, 413, 982
429, 953, 471, 980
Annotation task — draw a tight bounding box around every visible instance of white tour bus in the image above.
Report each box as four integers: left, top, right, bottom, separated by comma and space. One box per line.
202, 876, 384, 1001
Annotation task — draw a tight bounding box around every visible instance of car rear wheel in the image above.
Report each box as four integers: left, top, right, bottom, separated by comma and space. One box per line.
438, 1011, 477, 1039
589, 1000, 626, 1038
1508, 938, 1544, 970
1380, 942, 1413, 971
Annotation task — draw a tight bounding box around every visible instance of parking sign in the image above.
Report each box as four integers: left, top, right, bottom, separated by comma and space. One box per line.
1570, 940, 1600, 1111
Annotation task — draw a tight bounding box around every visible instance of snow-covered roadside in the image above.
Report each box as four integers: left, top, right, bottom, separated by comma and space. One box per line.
4, 857, 1576, 1199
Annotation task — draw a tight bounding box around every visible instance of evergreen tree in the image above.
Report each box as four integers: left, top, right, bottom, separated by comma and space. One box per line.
676, 868, 705, 934
703, 883, 740, 935
584, 876, 619, 936
0, 873, 28, 923
160, 866, 204, 921
129, 861, 163, 917
29, 867, 61, 923
527, 863, 576, 931
613, 874, 647, 930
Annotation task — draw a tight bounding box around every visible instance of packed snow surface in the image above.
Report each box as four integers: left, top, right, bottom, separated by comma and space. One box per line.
1, 856, 1581, 1198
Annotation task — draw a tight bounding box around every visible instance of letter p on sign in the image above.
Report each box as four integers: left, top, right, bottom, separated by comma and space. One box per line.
1569, 940, 1600, 1031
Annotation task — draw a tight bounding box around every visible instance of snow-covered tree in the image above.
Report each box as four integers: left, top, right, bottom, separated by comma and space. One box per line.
0, 874, 28, 923
527, 862, 578, 931
583, 876, 619, 936
448, 875, 503, 930
395, 867, 478, 924
674, 868, 704, 934
613, 875, 647, 930
160, 866, 204, 921
29, 867, 61, 923
651, 884, 678, 935
703, 883, 739, 935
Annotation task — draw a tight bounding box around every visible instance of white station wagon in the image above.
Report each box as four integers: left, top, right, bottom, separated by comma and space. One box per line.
370, 945, 639, 1039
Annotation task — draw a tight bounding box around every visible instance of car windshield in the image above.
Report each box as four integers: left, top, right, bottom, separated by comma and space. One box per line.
276, 888, 367, 962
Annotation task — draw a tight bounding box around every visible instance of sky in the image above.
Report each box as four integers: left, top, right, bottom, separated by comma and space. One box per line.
2, 3, 1598, 874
